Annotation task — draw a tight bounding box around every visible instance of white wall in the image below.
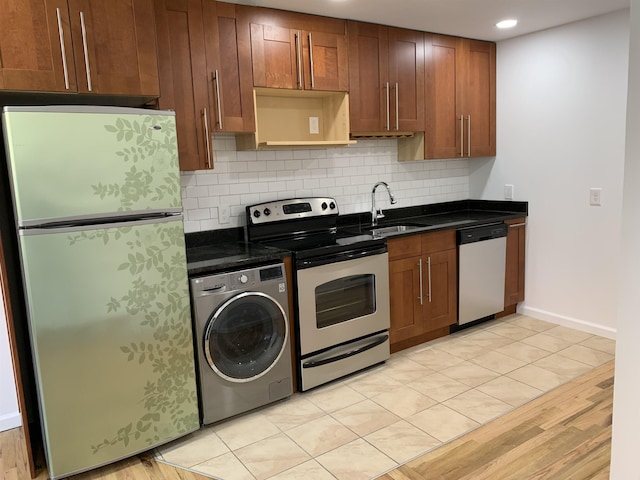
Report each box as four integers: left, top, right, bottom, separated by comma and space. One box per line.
469, 9, 630, 337
181, 137, 470, 233
0, 286, 20, 431
611, 0, 640, 477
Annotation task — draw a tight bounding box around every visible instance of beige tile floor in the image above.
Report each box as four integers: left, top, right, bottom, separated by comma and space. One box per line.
155, 314, 616, 480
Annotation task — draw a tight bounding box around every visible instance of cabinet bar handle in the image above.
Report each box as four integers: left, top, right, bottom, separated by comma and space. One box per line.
308, 33, 315, 89
202, 108, 213, 169
395, 82, 399, 130
79, 11, 92, 91
385, 82, 390, 131
295, 32, 302, 89
460, 115, 464, 157
427, 256, 432, 303
213, 70, 222, 130
467, 115, 471, 157
418, 258, 423, 305
509, 222, 527, 228
55, 8, 70, 90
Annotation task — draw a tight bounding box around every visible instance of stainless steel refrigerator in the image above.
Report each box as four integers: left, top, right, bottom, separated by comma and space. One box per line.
1, 106, 199, 479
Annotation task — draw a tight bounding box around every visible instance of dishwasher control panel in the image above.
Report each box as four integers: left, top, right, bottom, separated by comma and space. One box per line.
457, 223, 508, 245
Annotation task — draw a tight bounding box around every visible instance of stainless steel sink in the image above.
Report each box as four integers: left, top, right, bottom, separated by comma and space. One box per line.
366, 223, 430, 237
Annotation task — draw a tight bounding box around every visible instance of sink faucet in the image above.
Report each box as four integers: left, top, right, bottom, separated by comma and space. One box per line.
371, 181, 397, 226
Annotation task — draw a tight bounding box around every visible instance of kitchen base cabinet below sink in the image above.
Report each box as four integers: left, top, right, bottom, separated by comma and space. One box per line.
388, 230, 457, 353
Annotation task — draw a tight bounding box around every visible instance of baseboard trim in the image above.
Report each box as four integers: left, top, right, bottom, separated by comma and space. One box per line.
0, 411, 21, 432
520, 305, 616, 339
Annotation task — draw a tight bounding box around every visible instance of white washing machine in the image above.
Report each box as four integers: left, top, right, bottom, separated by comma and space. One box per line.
190, 262, 293, 425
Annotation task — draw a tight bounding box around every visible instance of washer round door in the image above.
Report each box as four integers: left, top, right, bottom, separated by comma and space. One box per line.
204, 291, 288, 382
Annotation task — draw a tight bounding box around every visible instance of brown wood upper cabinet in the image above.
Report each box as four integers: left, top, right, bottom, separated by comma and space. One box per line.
204, 1, 254, 132
155, 0, 253, 171
0, 0, 159, 96
247, 10, 348, 92
348, 21, 425, 134
426, 34, 496, 158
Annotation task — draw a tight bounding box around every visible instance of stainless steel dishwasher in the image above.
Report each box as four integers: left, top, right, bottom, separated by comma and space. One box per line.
457, 223, 509, 325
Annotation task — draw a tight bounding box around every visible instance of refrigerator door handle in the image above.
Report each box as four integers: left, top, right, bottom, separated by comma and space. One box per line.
19, 214, 183, 235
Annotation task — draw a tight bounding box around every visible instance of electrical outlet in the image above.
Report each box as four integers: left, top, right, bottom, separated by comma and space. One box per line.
504, 184, 514, 200
219, 205, 230, 223
589, 188, 602, 206
309, 116, 319, 135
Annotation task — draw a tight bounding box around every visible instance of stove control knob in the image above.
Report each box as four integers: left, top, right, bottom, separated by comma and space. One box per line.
329, 202, 336, 210
321, 202, 328, 210
239, 274, 248, 284
253, 210, 260, 218
263, 208, 271, 216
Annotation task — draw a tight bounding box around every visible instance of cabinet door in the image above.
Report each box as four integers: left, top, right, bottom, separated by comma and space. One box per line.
505, 218, 526, 307
424, 249, 457, 331
464, 39, 496, 157
301, 30, 348, 91
203, 1, 254, 132
389, 256, 425, 344
0, 0, 77, 92
67, 0, 159, 95
426, 34, 463, 159
347, 21, 388, 133
155, 0, 213, 171
250, 23, 298, 89
388, 27, 425, 132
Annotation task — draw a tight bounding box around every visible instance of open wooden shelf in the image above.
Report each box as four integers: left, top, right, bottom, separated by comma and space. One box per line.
236, 88, 356, 150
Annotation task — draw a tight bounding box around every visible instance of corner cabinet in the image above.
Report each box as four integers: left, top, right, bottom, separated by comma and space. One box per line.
348, 21, 425, 134
426, 35, 496, 159
242, 7, 348, 91
388, 230, 457, 353
504, 218, 526, 307
0, 0, 159, 96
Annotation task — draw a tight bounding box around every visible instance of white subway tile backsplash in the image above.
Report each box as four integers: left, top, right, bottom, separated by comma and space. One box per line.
180, 134, 470, 233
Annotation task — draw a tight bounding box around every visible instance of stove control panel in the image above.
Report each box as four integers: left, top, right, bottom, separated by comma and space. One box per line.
246, 197, 339, 225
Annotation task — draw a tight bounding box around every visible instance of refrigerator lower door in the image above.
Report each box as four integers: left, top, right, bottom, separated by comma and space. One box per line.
18, 217, 198, 479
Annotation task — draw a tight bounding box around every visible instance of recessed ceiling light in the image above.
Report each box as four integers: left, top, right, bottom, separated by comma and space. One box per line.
496, 19, 518, 29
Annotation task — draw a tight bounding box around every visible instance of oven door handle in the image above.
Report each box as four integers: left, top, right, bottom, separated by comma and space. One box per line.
302, 334, 389, 368
297, 245, 387, 269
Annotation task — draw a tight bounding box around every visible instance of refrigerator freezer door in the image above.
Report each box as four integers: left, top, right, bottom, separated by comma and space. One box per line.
2, 108, 182, 226
19, 218, 198, 478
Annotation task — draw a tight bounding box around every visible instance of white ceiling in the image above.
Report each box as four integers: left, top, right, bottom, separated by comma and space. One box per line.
226, 0, 630, 41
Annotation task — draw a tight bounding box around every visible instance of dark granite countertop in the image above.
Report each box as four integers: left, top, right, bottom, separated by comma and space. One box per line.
184, 199, 527, 276
185, 229, 290, 276
336, 199, 528, 239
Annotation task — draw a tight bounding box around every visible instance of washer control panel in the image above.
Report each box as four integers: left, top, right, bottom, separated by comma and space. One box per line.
191, 263, 286, 294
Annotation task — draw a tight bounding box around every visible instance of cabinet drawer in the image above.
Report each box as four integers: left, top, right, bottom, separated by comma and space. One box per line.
421, 230, 456, 254
388, 234, 422, 260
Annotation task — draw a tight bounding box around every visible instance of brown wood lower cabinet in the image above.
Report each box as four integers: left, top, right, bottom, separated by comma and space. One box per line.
388, 230, 457, 352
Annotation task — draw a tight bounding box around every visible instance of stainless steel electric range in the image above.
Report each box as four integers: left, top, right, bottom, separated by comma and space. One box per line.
246, 197, 390, 391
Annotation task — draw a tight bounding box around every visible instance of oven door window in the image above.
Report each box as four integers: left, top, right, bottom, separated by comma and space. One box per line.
204, 292, 287, 382
315, 274, 376, 329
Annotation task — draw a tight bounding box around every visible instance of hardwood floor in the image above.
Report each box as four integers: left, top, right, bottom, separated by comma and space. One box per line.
1, 361, 613, 480
379, 360, 614, 480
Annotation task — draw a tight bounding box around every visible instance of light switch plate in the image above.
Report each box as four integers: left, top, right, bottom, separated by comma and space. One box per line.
219, 205, 230, 223
504, 184, 514, 200
589, 188, 602, 206
309, 116, 319, 135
